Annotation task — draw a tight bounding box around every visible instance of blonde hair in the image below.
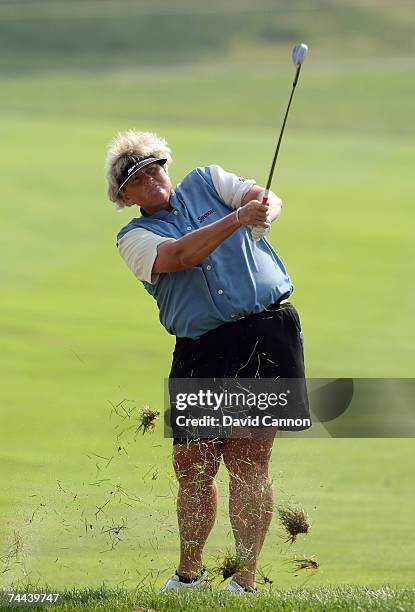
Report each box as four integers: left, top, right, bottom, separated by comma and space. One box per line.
105, 130, 172, 209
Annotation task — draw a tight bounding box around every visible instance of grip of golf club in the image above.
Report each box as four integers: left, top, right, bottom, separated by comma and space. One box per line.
261, 189, 269, 207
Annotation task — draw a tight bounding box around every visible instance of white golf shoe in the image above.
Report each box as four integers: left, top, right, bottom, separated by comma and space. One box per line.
222, 579, 257, 594
159, 570, 208, 594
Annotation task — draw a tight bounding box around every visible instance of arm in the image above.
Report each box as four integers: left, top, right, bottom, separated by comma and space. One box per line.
209, 165, 282, 226
152, 201, 268, 274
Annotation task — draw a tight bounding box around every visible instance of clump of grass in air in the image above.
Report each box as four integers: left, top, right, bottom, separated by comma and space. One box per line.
288, 556, 319, 573
136, 406, 160, 435
213, 547, 252, 582
278, 504, 310, 543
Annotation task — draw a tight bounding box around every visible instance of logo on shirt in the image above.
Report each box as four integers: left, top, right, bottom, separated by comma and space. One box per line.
197, 208, 215, 223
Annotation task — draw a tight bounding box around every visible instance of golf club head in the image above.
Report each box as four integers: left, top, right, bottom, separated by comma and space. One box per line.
292, 43, 308, 66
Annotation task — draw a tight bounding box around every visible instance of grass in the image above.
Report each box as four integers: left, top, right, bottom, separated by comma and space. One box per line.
1, 585, 415, 611
1, 46, 414, 598
277, 505, 310, 543
1, 0, 415, 73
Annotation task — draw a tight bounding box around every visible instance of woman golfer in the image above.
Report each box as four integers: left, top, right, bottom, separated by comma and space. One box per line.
105, 130, 309, 594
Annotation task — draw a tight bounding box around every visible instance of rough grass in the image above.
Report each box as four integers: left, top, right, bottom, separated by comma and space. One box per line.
1, 585, 414, 611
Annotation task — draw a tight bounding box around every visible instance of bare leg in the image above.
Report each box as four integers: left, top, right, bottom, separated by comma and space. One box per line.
173, 439, 223, 577
222, 437, 275, 589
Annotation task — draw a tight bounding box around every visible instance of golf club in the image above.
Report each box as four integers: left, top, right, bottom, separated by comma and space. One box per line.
261, 43, 309, 206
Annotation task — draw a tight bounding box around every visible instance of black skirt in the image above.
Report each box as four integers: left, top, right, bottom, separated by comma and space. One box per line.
168, 301, 311, 443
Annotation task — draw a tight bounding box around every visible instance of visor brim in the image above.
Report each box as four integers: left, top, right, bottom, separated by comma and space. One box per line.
117, 157, 167, 193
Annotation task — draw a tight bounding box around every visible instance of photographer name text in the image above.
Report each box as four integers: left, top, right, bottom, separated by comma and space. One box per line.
175, 415, 311, 428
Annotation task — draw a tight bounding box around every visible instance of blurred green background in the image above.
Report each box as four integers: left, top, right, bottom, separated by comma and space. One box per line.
1, 0, 414, 591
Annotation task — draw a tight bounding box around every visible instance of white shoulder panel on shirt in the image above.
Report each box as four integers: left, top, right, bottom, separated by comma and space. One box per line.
208, 165, 256, 209
117, 227, 173, 285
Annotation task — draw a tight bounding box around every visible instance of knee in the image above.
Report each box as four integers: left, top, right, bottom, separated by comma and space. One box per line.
223, 449, 271, 482
225, 457, 270, 483
173, 456, 219, 489
176, 464, 218, 490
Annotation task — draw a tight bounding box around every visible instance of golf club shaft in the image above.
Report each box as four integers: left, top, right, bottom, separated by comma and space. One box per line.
262, 64, 302, 206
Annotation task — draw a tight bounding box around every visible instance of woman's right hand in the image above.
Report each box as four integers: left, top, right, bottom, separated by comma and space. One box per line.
237, 200, 270, 228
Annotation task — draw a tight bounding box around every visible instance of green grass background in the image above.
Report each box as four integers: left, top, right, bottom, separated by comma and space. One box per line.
1, 0, 415, 595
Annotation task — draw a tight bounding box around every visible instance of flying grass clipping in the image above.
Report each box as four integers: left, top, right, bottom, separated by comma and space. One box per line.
277, 504, 311, 544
